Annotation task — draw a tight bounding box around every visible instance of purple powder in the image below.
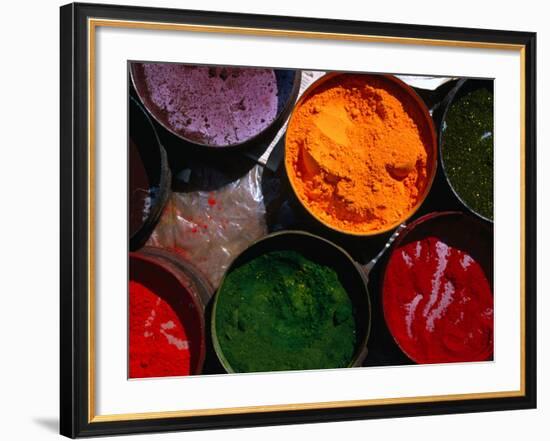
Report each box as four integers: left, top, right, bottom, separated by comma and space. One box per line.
141, 64, 279, 147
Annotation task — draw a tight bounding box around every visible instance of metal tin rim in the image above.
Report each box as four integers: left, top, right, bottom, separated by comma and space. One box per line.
138, 246, 215, 309
130, 64, 302, 151
380, 211, 494, 364
438, 78, 494, 224
210, 230, 372, 374
129, 251, 207, 375
284, 72, 439, 237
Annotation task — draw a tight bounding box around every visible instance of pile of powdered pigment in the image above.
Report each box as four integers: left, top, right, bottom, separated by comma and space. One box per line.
214, 250, 357, 372
140, 64, 280, 146
129, 280, 192, 378
442, 86, 494, 220
383, 215, 493, 364
286, 74, 433, 235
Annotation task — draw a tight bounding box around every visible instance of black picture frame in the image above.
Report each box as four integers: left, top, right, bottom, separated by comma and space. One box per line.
60, 2, 537, 438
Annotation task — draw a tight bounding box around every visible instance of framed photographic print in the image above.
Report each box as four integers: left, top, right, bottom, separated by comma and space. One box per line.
59, 2, 537, 438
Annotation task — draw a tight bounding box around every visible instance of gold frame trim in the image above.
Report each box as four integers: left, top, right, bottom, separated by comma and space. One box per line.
87, 18, 527, 423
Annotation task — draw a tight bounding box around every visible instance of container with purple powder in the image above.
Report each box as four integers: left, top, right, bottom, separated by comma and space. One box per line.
131, 63, 301, 149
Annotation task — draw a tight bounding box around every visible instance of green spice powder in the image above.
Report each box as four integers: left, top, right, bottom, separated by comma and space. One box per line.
442, 87, 494, 220
215, 250, 357, 373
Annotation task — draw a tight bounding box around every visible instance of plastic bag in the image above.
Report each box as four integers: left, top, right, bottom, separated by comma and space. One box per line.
147, 162, 268, 289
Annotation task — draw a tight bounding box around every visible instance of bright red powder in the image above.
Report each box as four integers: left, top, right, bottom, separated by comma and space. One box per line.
129, 280, 191, 378
383, 236, 493, 364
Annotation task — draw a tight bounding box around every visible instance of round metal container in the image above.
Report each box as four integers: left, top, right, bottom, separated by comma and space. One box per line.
130, 64, 302, 151
211, 230, 371, 373
129, 96, 171, 250
381, 211, 493, 363
284, 72, 438, 237
439, 79, 494, 223
129, 249, 209, 375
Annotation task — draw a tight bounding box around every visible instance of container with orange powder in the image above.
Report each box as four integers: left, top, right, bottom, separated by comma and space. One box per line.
285, 73, 437, 236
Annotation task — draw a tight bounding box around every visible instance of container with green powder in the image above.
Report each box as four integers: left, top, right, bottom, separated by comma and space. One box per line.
440, 79, 494, 221
211, 231, 371, 373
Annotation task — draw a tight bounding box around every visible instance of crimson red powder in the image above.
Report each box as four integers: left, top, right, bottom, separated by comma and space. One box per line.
383, 235, 493, 364
129, 280, 192, 378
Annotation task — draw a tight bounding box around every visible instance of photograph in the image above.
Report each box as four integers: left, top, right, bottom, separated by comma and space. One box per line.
128, 63, 495, 378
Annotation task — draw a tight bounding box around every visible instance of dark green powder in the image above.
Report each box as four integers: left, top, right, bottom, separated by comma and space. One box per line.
214, 250, 357, 373
442, 87, 494, 220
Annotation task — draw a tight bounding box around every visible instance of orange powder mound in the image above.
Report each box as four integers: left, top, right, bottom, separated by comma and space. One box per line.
285, 74, 433, 234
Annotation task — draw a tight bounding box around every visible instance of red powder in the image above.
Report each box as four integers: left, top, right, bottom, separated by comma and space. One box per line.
383, 236, 493, 364
129, 280, 191, 378
207, 197, 217, 206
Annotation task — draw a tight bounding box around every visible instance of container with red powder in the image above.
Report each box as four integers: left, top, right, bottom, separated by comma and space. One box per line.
382, 212, 493, 364
129, 249, 211, 378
